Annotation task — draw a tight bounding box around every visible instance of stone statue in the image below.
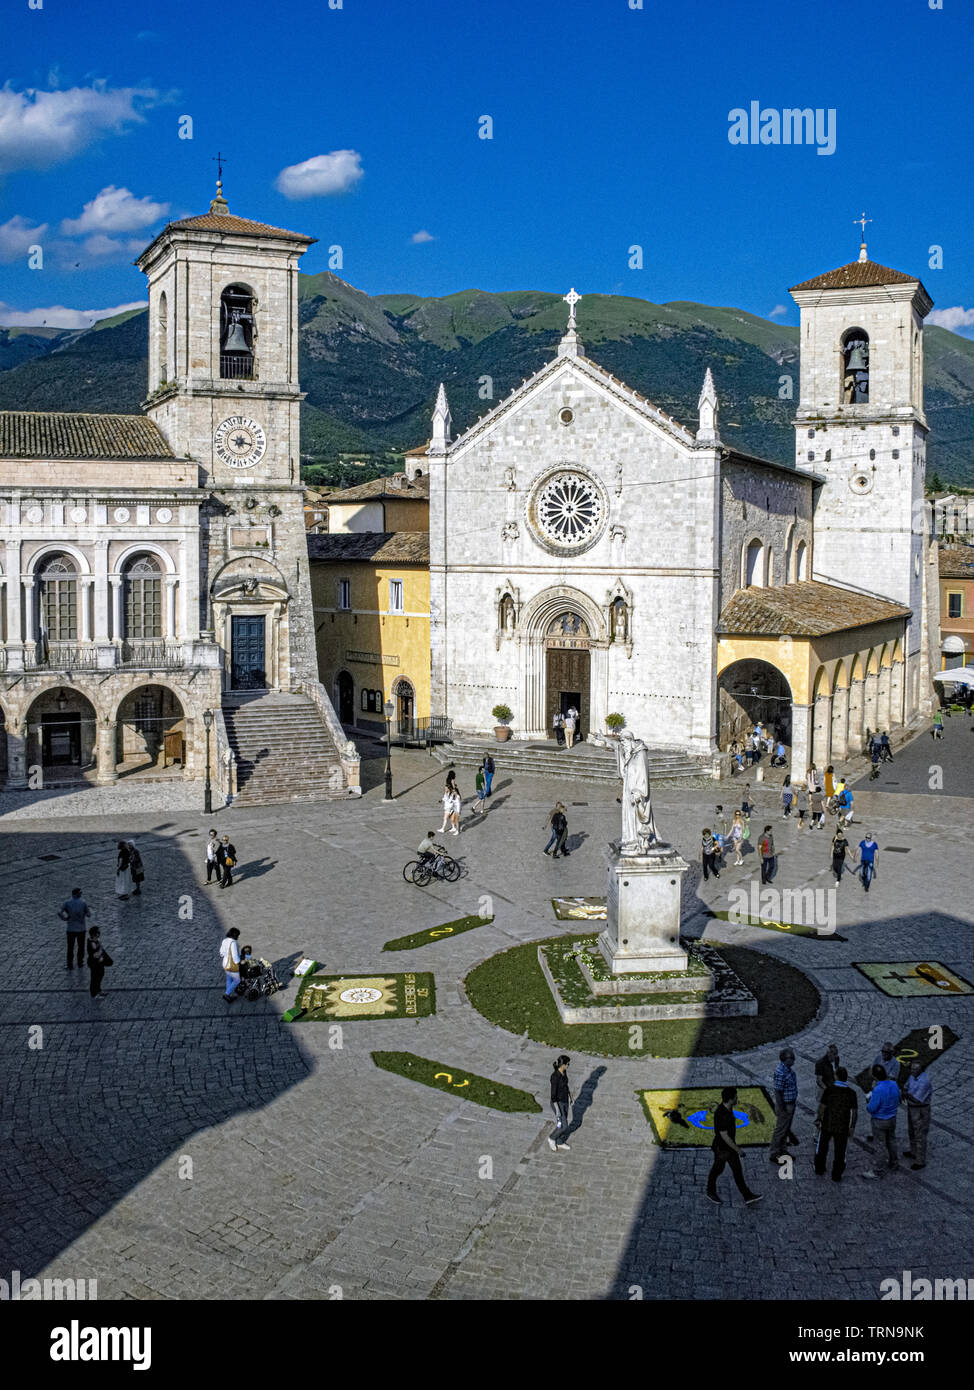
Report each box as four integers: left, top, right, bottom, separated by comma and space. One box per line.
615, 731, 661, 853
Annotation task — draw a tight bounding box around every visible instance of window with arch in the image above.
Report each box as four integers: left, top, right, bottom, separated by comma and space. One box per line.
157, 290, 169, 383
841, 327, 869, 403
795, 539, 808, 580
766, 546, 774, 587
38, 553, 79, 641
219, 283, 255, 380
744, 538, 764, 587
123, 553, 163, 639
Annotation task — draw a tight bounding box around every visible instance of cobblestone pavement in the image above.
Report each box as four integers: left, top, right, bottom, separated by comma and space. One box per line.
1, 730, 971, 1301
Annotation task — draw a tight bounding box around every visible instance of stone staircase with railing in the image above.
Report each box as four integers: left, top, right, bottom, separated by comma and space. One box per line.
222, 691, 357, 806
431, 736, 715, 787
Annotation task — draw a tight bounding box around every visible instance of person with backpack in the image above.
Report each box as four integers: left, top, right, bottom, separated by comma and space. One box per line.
544, 803, 569, 858
548, 1055, 574, 1151
836, 783, 854, 827
482, 752, 495, 797
86, 925, 112, 1000
759, 825, 775, 883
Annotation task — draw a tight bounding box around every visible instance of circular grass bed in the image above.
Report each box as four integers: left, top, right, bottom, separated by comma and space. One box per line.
464, 934, 821, 1058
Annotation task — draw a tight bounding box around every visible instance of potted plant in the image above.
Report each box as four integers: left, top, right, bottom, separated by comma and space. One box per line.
605, 712, 625, 739
491, 704, 513, 742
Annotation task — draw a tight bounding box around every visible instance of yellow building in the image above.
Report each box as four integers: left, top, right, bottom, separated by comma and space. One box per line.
324, 473, 429, 535
308, 531, 430, 734
938, 542, 974, 672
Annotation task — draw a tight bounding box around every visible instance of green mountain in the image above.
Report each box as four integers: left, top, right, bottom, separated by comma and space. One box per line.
2, 277, 972, 485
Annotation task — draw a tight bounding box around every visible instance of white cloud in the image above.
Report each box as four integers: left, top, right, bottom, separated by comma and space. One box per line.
928, 306, 974, 334
0, 299, 146, 329
275, 150, 363, 199
0, 84, 154, 174
768, 304, 788, 319
0, 215, 48, 263
73, 233, 146, 262
61, 185, 169, 235
411, 229, 435, 244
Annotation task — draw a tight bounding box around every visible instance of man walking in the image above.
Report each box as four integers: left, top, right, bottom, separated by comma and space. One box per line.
902, 1061, 932, 1171
58, 887, 91, 970
705, 1086, 762, 1205
473, 765, 488, 815
221, 926, 242, 1003
759, 825, 775, 884
548, 1055, 573, 1151
814, 1066, 857, 1181
86, 926, 112, 1000
701, 827, 721, 882
544, 803, 569, 858
855, 832, 879, 892
205, 828, 220, 884
482, 752, 495, 797
861, 1065, 901, 1179
769, 1047, 799, 1162
218, 834, 236, 889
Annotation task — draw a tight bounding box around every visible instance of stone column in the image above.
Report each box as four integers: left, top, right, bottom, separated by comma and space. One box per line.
79, 577, 93, 643
22, 578, 36, 644
164, 577, 178, 638
95, 719, 119, 784
831, 686, 849, 760
6, 723, 28, 789
877, 667, 892, 730
789, 702, 813, 782
812, 694, 832, 767
109, 575, 123, 641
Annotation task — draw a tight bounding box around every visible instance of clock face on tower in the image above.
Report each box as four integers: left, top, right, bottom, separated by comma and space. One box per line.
214, 416, 267, 470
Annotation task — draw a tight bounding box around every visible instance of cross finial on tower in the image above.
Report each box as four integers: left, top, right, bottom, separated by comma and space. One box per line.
855, 212, 872, 261
212, 151, 227, 184
209, 152, 230, 214
563, 287, 581, 331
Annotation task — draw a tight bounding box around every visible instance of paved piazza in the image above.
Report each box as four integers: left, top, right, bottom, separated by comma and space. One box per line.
2, 727, 972, 1303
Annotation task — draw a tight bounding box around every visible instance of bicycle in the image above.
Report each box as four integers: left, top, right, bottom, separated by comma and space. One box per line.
404, 854, 461, 886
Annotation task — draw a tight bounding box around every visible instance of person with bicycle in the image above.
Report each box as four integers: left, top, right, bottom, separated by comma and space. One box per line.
417, 830, 448, 876
855, 832, 879, 893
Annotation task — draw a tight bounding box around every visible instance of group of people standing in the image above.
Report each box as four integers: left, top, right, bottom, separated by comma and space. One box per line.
58, 887, 111, 999
204, 829, 237, 888
553, 706, 579, 749
114, 841, 145, 900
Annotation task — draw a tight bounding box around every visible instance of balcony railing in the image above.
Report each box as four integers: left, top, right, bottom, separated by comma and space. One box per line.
24, 641, 100, 671
120, 640, 186, 669
219, 354, 256, 380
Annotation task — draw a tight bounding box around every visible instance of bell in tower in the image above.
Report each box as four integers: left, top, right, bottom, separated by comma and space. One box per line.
841, 331, 869, 404
219, 284, 255, 380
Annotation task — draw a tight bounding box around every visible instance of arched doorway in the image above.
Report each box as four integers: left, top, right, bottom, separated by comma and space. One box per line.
25, 687, 97, 779
545, 610, 591, 738
393, 677, 415, 735
115, 684, 186, 774
336, 671, 354, 726
718, 659, 792, 748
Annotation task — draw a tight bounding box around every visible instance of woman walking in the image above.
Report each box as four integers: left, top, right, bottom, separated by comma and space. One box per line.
218, 834, 237, 888
831, 827, 850, 885
564, 708, 577, 750
730, 810, 745, 865
439, 773, 458, 832
824, 765, 836, 800
115, 841, 133, 900
795, 784, 809, 830
547, 1055, 573, 1151
701, 827, 721, 881
810, 782, 825, 829
781, 775, 794, 818
448, 788, 462, 834
806, 765, 818, 795
86, 926, 112, 1000
127, 841, 145, 896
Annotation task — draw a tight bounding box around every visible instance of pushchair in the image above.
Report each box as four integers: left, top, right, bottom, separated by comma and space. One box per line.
235, 947, 284, 1002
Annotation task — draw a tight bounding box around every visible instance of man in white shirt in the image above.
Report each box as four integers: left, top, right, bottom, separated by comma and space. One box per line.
205, 828, 220, 884
221, 928, 241, 1003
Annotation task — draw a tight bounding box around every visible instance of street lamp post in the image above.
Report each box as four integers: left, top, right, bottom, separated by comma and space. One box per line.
383, 698, 395, 802
203, 708, 214, 815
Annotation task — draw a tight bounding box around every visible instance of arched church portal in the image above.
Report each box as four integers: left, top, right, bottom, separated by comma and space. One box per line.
718, 659, 793, 748
545, 610, 592, 737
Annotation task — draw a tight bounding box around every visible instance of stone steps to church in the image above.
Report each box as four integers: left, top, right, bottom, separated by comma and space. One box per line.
222, 693, 350, 805
431, 740, 713, 786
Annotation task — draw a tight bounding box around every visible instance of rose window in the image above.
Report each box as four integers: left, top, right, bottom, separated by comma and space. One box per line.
531, 470, 606, 553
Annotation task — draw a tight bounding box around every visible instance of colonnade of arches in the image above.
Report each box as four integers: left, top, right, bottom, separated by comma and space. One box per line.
810, 641, 906, 766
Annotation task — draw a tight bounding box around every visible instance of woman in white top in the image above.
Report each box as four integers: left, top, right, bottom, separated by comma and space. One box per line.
730, 810, 745, 865
115, 841, 134, 899
448, 790, 462, 834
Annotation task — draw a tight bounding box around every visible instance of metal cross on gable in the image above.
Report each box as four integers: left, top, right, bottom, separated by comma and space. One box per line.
563, 287, 581, 330
212, 151, 228, 182
854, 212, 872, 241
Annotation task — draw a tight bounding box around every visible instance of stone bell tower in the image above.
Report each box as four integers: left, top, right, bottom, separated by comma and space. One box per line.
790, 232, 934, 719
136, 180, 319, 691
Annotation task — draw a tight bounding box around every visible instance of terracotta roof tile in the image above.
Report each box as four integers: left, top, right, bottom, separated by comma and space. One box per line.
939, 543, 974, 580
326, 473, 430, 503
717, 580, 910, 637
307, 531, 429, 564
166, 212, 315, 243
789, 259, 919, 293
0, 411, 174, 460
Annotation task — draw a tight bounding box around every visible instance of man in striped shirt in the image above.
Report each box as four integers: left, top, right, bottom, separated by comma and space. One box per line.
769, 1047, 799, 1162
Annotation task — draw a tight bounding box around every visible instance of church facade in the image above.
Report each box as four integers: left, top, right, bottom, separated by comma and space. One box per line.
428, 245, 938, 776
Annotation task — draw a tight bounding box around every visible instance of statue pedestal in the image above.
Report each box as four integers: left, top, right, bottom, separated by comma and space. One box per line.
598, 842, 690, 974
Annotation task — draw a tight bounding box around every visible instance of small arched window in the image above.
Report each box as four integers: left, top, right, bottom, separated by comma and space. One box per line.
744, 538, 764, 587
841, 327, 869, 404
796, 539, 808, 580
157, 291, 169, 383
38, 553, 78, 641
123, 553, 163, 639
220, 283, 255, 380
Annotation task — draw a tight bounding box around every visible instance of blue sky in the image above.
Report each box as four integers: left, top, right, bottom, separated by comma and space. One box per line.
2, 0, 972, 333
